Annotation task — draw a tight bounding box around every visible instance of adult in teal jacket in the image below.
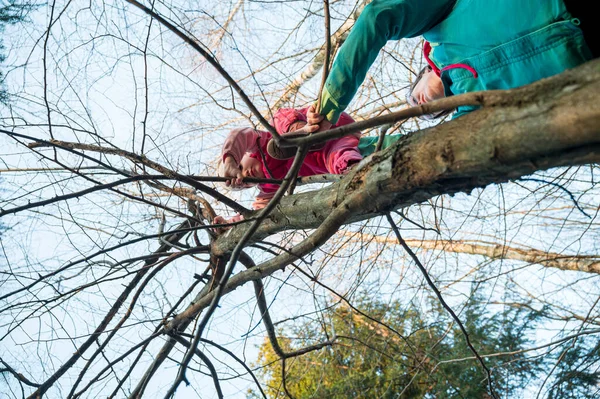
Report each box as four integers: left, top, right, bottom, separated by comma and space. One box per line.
308, 0, 594, 124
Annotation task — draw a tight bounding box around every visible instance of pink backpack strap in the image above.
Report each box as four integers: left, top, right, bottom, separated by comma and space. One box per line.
424, 41, 478, 78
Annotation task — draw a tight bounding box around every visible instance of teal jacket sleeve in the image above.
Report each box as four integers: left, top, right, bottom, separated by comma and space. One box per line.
319, 0, 456, 123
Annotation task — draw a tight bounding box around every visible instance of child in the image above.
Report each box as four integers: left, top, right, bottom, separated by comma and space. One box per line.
215, 107, 363, 224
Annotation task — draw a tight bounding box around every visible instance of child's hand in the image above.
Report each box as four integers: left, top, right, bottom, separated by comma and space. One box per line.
212, 215, 228, 234
212, 214, 244, 234
222, 155, 244, 188
307, 103, 332, 132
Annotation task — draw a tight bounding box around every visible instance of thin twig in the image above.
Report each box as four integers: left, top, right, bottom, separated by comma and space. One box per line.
385, 213, 498, 399
67, 246, 204, 398
169, 335, 224, 399
535, 294, 600, 399
517, 177, 591, 218
25, 221, 194, 399
3, 131, 216, 221
315, 0, 331, 113
281, 89, 514, 148
251, 242, 413, 353
124, 0, 279, 137
0, 357, 40, 387
103, 278, 205, 399
23, 135, 250, 214
394, 209, 441, 235
175, 332, 268, 399
286, 146, 309, 195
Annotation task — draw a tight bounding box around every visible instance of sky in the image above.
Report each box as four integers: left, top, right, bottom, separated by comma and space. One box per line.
1, 1, 599, 398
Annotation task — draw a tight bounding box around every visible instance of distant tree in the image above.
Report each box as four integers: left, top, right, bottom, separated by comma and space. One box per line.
252, 293, 542, 399
0, 1, 34, 103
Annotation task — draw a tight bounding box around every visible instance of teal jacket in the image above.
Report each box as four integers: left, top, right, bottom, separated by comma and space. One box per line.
320, 0, 593, 122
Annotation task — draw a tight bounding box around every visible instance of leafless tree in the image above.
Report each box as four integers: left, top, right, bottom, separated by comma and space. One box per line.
1, 1, 599, 398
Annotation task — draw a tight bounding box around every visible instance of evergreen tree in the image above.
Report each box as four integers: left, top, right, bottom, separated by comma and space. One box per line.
251, 294, 542, 398
0, 1, 35, 103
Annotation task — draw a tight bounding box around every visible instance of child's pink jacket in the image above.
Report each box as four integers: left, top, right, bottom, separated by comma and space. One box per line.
222, 107, 362, 209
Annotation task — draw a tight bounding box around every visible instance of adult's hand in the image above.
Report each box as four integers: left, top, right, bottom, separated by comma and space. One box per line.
288, 121, 320, 134
306, 103, 333, 132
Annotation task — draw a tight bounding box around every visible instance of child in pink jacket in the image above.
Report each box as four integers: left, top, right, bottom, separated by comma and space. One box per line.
216, 107, 362, 224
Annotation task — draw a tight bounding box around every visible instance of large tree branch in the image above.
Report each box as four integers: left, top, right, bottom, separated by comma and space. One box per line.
213, 59, 600, 257
341, 233, 600, 274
